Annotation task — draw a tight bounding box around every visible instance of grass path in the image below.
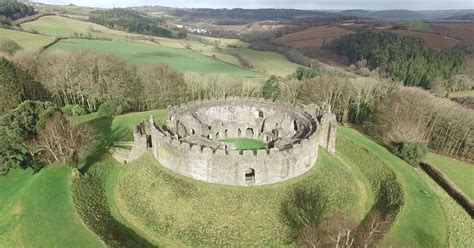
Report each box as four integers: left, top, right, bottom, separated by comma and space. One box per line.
338, 127, 447, 247
0, 166, 103, 247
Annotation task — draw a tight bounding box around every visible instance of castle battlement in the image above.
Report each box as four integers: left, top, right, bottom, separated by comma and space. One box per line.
147, 97, 337, 186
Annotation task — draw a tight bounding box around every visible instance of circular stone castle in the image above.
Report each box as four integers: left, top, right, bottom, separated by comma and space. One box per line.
146, 97, 337, 186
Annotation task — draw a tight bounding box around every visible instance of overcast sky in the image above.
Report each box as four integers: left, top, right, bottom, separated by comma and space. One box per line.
37, 0, 473, 10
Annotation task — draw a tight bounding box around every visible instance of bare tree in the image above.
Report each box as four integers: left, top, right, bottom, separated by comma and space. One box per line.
29, 113, 94, 167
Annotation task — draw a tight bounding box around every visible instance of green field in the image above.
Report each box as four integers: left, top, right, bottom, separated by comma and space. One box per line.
49, 38, 263, 77
185, 35, 301, 77
0, 166, 102, 247
0, 28, 56, 51
21, 16, 132, 41
425, 153, 474, 199
220, 138, 266, 150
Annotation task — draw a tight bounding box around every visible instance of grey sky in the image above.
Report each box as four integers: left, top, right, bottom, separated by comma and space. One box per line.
37, 0, 473, 10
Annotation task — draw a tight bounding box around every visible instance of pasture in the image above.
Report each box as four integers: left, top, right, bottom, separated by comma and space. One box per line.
0, 28, 56, 51
20, 15, 132, 41
425, 153, 474, 199
49, 38, 262, 77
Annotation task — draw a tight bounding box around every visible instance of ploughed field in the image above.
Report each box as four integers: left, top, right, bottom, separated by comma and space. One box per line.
273, 25, 353, 49
392, 30, 462, 49
1, 110, 473, 247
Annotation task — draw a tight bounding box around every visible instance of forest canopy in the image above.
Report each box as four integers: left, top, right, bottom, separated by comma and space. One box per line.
89, 8, 172, 38
326, 31, 466, 87
0, 0, 34, 24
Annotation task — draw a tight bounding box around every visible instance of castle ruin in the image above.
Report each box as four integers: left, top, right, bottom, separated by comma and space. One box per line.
145, 97, 337, 186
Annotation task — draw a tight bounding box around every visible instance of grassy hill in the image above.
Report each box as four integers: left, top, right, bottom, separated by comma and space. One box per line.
0, 28, 56, 51
2, 108, 473, 247
20, 15, 132, 41
0, 166, 103, 247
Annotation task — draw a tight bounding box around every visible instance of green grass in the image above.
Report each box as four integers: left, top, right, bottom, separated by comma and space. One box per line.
416, 167, 474, 247
71, 109, 167, 141
228, 48, 301, 76
338, 127, 447, 247
0, 166, 103, 247
425, 153, 474, 199
220, 138, 266, 150
20, 16, 132, 41
49, 38, 262, 77
111, 150, 362, 247
0, 28, 56, 51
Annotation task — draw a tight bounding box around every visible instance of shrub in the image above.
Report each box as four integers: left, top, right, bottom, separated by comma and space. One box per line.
393, 142, 428, 166
98, 101, 122, 118
62, 104, 87, 116
262, 75, 281, 101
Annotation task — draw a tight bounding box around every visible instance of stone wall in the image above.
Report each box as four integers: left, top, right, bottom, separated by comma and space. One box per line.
147, 98, 337, 186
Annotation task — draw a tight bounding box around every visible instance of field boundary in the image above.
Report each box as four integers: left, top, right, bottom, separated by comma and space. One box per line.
420, 162, 474, 217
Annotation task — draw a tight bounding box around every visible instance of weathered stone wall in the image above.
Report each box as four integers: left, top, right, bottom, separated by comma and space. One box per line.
148, 98, 337, 186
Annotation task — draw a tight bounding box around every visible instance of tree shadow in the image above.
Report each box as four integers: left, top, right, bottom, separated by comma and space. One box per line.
78, 117, 128, 174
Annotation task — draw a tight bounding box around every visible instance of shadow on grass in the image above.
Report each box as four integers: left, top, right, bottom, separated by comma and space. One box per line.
78, 117, 128, 174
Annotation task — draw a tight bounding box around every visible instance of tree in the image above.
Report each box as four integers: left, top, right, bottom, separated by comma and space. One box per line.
0, 57, 22, 114
262, 75, 281, 101
139, 64, 188, 110
29, 113, 94, 168
393, 142, 428, 166
97, 100, 122, 118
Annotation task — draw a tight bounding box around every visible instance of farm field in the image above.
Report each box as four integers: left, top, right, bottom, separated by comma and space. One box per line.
0, 166, 102, 247
0, 28, 56, 51
20, 15, 132, 41
425, 153, 474, 199
392, 30, 462, 49
273, 25, 353, 49
429, 22, 474, 42
49, 38, 263, 77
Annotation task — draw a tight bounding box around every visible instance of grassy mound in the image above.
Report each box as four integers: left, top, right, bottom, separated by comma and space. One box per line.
337, 127, 447, 247
72, 156, 154, 247
425, 153, 474, 199
0, 166, 102, 247
220, 138, 266, 150
112, 150, 362, 247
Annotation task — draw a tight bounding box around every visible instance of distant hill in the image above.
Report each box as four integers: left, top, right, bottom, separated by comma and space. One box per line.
445, 13, 474, 21
339, 9, 371, 17
369, 10, 424, 19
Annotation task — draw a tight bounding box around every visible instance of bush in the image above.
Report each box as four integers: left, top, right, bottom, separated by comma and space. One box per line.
0, 38, 23, 55
262, 75, 281, 101
62, 104, 87, 116
393, 142, 428, 166
98, 101, 122, 118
